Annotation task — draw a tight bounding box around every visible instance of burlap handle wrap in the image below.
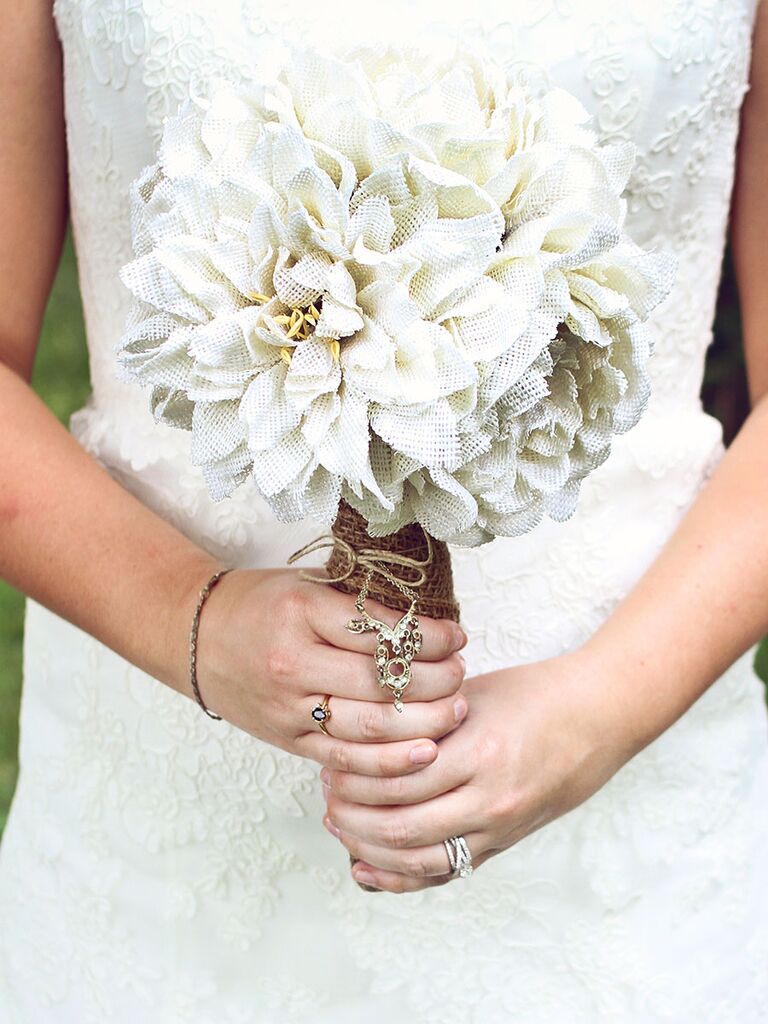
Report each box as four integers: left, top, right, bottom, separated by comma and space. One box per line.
323, 500, 460, 623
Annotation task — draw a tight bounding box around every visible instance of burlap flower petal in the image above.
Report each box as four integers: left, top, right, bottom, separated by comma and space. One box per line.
116, 44, 676, 545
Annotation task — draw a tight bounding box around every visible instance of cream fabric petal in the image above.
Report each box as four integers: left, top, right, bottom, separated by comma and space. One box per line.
202, 441, 254, 502
300, 391, 342, 447
116, 44, 675, 543
341, 314, 392, 375
272, 248, 327, 309
307, 139, 358, 206
158, 103, 210, 179
317, 385, 391, 507
250, 426, 314, 497
115, 313, 191, 386
205, 239, 254, 298
285, 339, 341, 409
158, 237, 245, 317
313, 263, 365, 339
191, 399, 245, 464
239, 363, 303, 451
371, 395, 460, 466
186, 309, 271, 370
120, 251, 210, 323
412, 468, 478, 539
346, 194, 397, 264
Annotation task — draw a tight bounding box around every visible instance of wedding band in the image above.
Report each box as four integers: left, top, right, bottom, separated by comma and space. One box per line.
443, 835, 473, 879
311, 696, 332, 735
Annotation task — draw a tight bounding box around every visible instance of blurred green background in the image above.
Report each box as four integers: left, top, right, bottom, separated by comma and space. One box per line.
1, 232, 767, 835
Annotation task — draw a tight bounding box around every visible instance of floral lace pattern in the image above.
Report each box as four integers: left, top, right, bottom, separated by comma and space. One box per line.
1, 1, 768, 1021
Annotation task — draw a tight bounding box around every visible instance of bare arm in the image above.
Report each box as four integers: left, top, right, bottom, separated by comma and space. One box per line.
0, 3, 466, 768
576, 0, 768, 756
0, 4, 220, 693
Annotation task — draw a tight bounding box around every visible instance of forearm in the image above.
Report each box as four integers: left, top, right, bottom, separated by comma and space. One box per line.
577, 393, 768, 757
0, 361, 220, 694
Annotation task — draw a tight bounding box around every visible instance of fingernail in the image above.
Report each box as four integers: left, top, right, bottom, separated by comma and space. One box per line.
319, 767, 330, 784
322, 783, 331, 800
409, 743, 436, 765
355, 868, 376, 886
454, 627, 468, 650
454, 696, 468, 722
323, 816, 341, 838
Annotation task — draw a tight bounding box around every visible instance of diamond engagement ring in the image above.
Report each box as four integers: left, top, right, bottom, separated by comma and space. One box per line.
443, 835, 473, 879
311, 696, 332, 735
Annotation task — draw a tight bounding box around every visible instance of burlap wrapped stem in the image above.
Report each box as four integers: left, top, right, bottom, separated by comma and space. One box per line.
324, 499, 461, 624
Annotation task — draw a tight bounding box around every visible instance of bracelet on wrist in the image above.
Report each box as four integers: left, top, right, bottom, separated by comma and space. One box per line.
188, 567, 235, 720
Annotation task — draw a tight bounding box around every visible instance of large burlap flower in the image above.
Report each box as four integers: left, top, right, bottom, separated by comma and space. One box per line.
116, 45, 675, 544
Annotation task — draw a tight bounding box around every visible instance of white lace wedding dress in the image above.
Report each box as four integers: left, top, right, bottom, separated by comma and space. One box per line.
1, 0, 768, 1021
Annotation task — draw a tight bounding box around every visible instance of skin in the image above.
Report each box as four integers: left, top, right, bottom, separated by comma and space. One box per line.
3, 4, 767, 896
0, 5, 467, 773
319, 4, 768, 891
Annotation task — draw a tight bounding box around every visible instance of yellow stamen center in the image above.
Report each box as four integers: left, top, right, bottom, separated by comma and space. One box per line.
248, 292, 339, 364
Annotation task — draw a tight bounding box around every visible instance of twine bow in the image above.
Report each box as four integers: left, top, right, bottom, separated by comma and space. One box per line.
286, 528, 435, 600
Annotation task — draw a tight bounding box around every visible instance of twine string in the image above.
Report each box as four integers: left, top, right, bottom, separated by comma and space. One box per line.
286, 529, 435, 599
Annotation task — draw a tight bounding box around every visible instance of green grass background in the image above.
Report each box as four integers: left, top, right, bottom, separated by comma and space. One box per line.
0, 232, 767, 835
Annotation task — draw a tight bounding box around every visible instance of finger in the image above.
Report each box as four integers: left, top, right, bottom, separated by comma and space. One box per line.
303, 582, 467, 661
309, 643, 466, 703
324, 817, 489, 879
347, 845, 495, 894
304, 690, 467, 743
295, 731, 440, 777
350, 864, 449, 893
326, 787, 477, 848
321, 755, 470, 806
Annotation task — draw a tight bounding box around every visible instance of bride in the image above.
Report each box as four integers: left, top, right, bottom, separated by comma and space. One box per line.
1, 0, 767, 1020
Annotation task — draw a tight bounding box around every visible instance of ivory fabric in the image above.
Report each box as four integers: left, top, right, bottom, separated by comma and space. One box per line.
1, 1, 768, 1021
114, 48, 674, 544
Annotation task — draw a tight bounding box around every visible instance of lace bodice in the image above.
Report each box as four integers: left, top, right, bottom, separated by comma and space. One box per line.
1, 3, 765, 1023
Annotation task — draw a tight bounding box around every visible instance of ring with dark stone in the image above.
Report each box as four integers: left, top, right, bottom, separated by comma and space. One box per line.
311, 696, 332, 735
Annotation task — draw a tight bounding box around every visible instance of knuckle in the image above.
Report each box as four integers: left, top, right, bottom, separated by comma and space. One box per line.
376, 748, 401, 777
402, 851, 430, 878
326, 771, 344, 797
325, 792, 343, 821
436, 621, 457, 654
278, 586, 313, 633
494, 787, 522, 826
388, 875, 409, 894
282, 584, 310, 619
381, 774, 407, 802
264, 643, 298, 683
476, 731, 502, 767
446, 653, 465, 688
378, 770, 409, 802
358, 705, 384, 741
384, 818, 411, 849
424, 710, 450, 740
328, 742, 353, 773
427, 698, 458, 738
339, 832, 359, 857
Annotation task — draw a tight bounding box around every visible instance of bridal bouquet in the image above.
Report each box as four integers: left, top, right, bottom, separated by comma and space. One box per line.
115, 45, 674, 707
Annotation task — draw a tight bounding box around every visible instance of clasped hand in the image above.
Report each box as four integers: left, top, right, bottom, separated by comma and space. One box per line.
321, 648, 632, 894
195, 568, 629, 894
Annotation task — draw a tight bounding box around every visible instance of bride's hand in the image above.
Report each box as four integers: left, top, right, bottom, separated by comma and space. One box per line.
191, 567, 469, 774
320, 651, 633, 892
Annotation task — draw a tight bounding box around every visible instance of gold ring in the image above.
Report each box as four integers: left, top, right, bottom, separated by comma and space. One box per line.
311, 695, 332, 735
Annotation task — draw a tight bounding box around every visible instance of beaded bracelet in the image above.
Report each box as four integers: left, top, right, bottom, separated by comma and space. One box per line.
188, 567, 235, 720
